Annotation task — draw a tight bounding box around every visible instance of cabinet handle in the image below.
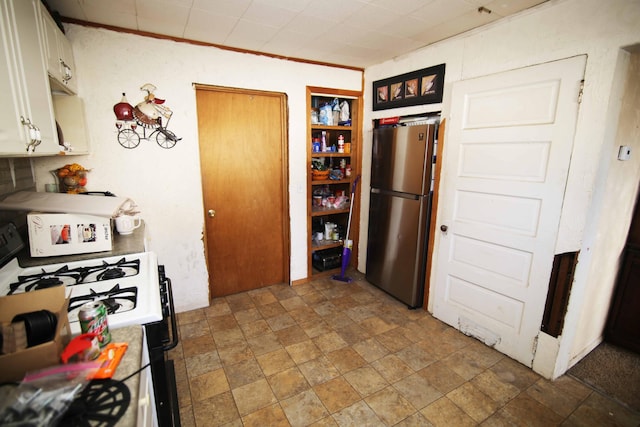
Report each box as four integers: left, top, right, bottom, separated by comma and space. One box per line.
207, 209, 216, 218
60, 60, 72, 82
21, 117, 41, 153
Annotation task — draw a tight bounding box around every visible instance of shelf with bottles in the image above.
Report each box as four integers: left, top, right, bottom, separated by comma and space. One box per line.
311, 181, 351, 214
311, 215, 347, 249
311, 129, 352, 155
310, 96, 353, 128
311, 157, 353, 185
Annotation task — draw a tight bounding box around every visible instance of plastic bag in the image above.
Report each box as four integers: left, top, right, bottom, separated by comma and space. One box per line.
0, 362, 98, 427
340, 100, 350, 122
319, 103, 333, 125
332, 98, 341, 125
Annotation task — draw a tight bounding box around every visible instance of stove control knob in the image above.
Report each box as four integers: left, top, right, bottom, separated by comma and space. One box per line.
207, 209, 216, 218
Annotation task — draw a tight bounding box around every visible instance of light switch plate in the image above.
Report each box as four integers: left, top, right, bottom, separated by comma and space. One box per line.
618, 145, 631, 161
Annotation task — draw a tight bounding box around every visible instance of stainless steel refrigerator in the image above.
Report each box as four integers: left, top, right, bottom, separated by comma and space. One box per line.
366, 122, 436, 308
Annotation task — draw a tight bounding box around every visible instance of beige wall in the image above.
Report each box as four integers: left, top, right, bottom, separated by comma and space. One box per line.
569, 51, 640, 362
33, 26, 363, 313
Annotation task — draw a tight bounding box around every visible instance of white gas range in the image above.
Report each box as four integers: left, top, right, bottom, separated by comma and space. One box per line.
0, 251, 162, 335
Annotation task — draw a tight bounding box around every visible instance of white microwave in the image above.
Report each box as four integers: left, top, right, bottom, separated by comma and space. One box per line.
27, 212, 113, 257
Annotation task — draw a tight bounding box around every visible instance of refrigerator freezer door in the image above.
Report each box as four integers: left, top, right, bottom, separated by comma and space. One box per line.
371, 125, 433, 196
366, 190, 429, 308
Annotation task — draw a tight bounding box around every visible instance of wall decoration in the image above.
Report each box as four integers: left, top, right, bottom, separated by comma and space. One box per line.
373, 63, 445, 111
113, 83, 182, 149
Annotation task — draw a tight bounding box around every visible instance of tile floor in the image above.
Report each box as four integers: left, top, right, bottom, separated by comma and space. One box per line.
169, 272, 640, 426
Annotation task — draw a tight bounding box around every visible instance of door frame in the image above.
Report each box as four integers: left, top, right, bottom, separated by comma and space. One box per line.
194, 84, 291, 297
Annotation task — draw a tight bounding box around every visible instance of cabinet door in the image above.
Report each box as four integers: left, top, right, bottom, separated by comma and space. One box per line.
0, 0, 58, 155
40, 4, 62, 83
39, 3, 77, 95
0, 1, 26, 153
58, 34, 77, 94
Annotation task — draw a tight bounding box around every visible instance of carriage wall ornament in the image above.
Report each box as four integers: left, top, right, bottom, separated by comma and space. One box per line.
113, 83, 182, 149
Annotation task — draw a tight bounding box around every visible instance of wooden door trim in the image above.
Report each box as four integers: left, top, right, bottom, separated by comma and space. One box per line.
305, 86, 363, 280
423, 118, 445, 310
194, 84, 291, 293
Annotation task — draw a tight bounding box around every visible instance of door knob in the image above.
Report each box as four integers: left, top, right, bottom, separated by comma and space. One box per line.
207, 209, 216, 218
440, 225, 448, 232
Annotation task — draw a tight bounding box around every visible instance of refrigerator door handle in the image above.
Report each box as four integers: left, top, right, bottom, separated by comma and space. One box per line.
371, 188, 420, 201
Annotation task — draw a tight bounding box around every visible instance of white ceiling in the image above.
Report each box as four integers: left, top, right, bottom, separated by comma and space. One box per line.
44, 0, 548, 69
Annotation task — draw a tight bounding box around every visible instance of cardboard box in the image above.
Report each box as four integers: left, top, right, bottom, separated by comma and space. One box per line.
0, 286, 71, 383
27, 212, 112, 257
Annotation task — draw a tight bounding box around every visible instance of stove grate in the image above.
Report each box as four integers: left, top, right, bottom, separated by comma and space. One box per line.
6, 257, 141, 295
68, 285, 138, 319
10, 265, 82, 294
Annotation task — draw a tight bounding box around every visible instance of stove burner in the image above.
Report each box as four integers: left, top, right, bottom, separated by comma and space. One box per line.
80, 258, 140, 284
101, 298, 122, 314
99, 268, 126, 281
28, 277, 64, 291
8, 265, 81, 294
68, 284, 138, 320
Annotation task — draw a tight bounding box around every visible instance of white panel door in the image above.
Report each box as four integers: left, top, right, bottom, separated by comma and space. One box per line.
432, 56, 586, 366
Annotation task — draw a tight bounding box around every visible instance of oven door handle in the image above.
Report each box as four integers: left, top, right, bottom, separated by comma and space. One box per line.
162, 277, 179, 351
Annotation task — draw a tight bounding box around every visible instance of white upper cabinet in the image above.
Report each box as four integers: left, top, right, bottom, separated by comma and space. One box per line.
39, 3, 77, 94
0, 0, 58, 156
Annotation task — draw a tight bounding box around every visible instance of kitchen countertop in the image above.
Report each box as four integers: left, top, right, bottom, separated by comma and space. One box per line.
17, 221, 146, 267
108, 325, 143, 427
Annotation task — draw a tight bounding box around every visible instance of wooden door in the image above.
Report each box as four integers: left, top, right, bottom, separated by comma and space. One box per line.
195, 86, 289, 298
432, 56, 585, 366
